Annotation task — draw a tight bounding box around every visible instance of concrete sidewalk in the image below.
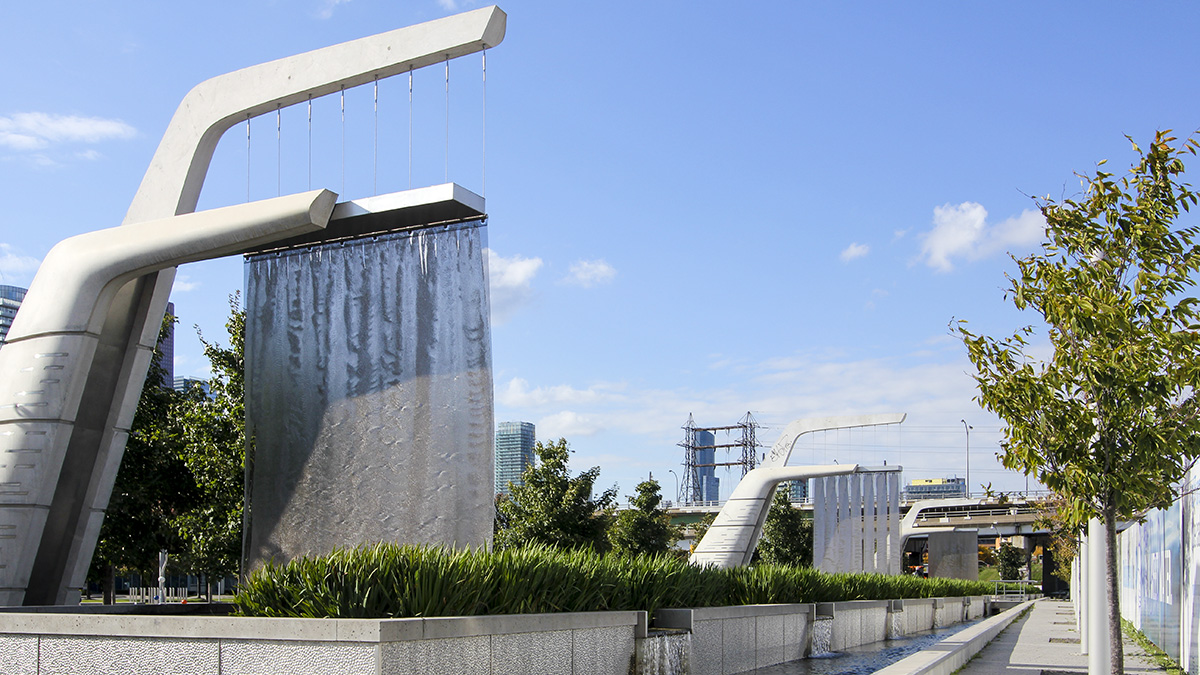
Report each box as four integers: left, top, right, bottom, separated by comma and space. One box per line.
957, 599, 1165, 675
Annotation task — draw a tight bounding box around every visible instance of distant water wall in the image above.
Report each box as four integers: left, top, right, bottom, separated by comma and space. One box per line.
243, 220, 492, 570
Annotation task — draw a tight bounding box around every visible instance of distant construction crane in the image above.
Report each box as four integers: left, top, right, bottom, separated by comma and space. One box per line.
678, 412, 761, 503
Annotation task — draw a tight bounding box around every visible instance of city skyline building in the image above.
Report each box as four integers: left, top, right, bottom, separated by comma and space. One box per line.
495, 421, 536, 496
904, 477, 966, 501
786, 479, 809, 503
694, 430, 720, 502
0, 285, 27, 346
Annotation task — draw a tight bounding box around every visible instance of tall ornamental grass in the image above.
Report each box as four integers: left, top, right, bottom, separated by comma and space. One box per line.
234, 542, 1011, 619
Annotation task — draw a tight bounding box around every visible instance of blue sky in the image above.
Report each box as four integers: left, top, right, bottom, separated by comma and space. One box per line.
3, 1, 1198, 502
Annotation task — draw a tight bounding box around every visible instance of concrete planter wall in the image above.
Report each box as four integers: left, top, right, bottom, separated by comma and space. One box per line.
0, 596, 990, 675
0, 611, 642, 675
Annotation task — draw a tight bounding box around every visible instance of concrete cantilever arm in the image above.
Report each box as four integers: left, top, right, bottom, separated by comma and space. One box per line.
690, 465, 859, 569
125, 6, 506, 223
0, 190, 336, 605
11, 191, 338, 339
761, 413, 906, 469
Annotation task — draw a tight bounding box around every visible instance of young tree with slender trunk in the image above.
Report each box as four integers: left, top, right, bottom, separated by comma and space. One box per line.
959, 131, 1200, 675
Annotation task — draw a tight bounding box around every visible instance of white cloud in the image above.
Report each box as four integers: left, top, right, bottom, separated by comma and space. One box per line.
564, 259, 616, 288
172, 273, 200, 292
486, 249, 542, 324
538, 411, 604, 438
0, 243, 41, 286
917, 202, 1045, 272
314, 0, 351, 19
492, 339, 1051, 498
839, 242, 869, 262
0, 113, 135, 151
437, 0, 460, 9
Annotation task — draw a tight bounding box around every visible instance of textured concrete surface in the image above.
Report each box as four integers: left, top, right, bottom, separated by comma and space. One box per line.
244, 220, 492, 568
929, 530, 980, 580
953, 600, 1166, 675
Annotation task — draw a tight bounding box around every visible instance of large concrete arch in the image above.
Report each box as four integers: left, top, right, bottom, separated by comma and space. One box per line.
689, 413, 906, 569
0, 7, 505, 606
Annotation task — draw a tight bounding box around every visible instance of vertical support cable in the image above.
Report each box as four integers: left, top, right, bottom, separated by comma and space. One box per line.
408, 69, 413, 189
276, 106, 282, 197
482, 48, 487, 198
445, 56, 450, 184
373, 76, 379, 195
307, 96, 312, 191
341, 86, 346, 197
246, 115, 251, 203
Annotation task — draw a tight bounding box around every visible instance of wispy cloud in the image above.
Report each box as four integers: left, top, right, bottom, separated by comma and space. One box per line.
172, 273, 200, 292
564, 259, 616, 288
487, 249, 542, 324
0, 243, 41, 286
839, 242, 869, 262
0, 113, 135, 151
437, 0, 460, 9
493, 344, 1033, 497
314, 0, 351, 19
917, 202, 1045, 272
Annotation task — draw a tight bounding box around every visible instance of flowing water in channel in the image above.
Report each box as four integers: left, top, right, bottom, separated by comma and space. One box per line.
747, 617, 984, 675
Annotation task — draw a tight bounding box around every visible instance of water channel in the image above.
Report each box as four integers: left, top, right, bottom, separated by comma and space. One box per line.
746, 617, 984, 675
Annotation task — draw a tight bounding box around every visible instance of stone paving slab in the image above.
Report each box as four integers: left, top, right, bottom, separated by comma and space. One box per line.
956, 600, 1164, 675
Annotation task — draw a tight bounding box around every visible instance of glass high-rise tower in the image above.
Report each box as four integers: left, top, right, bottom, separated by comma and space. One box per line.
495, 421, 536, 496
0, 285, 28, 347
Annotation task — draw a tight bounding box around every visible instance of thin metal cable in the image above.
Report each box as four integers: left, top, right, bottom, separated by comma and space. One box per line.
307, 96, 312, 191
341, 86, 346, 196
408, 69, 413, 189
373, 76, 379, 195
246, 115, 251, 203
276, 106, 281, 197
482, 49, 486, 198
445, 57, 450, 183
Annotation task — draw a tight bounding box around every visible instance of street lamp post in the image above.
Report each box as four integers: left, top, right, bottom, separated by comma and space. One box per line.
961, 419, 972, 498
668, 469, 680, 504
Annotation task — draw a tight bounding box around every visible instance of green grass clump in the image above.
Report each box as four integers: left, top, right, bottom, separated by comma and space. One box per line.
234, 542, 998, 619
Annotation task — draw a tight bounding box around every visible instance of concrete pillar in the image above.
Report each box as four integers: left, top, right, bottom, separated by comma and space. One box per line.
813, 476, 826, 567
837, 475, 851, 566
863, 472, 876, 572
888, 472, 901, 574
1087, 518, 1108, 675
850, 473, 864, 571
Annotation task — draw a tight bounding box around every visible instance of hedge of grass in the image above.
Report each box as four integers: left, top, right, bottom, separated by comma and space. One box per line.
234, 543, 1013, 619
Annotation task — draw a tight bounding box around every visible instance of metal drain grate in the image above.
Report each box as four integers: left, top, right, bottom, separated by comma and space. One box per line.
1049, 638, 1080, 644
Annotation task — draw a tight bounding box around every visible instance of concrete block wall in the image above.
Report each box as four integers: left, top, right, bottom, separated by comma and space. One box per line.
0, 610, 641, 675
655, 604, 815, 675
818, 600, 889, 651
0, 596, 992, 675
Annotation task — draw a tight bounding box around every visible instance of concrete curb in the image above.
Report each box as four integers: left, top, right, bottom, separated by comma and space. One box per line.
872, 599, 1037, 675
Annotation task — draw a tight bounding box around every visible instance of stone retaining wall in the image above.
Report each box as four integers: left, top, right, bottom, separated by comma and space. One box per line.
0, 596, 990, 675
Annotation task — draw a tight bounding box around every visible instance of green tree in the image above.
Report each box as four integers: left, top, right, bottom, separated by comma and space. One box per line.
997, 542, 1023, 581
959, 131, 1200, 675
173, 295, 247, 600
90, 312, 198, 603
495, 438, 617, 551
755, 490, 813, 567
607, 477, 678, 556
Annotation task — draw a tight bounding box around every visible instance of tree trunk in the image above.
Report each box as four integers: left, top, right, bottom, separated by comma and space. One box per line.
1104, 503, 1124, 675
102, 565, 114, 605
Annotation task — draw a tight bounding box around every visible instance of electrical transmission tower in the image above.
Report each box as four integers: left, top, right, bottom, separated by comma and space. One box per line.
677, 412, 762, 503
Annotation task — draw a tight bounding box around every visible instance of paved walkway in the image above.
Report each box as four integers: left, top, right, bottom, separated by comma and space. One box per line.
958, 600, 1166, 675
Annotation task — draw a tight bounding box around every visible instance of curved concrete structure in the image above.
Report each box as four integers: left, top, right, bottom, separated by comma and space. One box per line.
690, 413, 907, 569
691, 464, 861, 568
0, 6, 506, 606
762, 413, 906, 468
